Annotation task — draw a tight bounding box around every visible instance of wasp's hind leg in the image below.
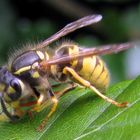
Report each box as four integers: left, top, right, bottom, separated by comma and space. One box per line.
63, 66, 128, 107
37, 89, 58, 131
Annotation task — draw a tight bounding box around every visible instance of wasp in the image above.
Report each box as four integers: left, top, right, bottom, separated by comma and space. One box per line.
0, 14, 134, 131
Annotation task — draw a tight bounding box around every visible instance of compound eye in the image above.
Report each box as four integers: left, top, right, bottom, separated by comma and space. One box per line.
7, 79, 22, 101
10, 79, 21, 93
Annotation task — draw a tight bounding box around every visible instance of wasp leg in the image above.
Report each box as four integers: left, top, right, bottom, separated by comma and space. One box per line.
0, 97, 22, 122
37, 90, 58, 131
51, 81, 71, 88
63, 67, 128, 107
54, 82, 77, 97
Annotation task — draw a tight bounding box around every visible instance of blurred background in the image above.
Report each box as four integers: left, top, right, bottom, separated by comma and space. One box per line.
0, 0, 140, 84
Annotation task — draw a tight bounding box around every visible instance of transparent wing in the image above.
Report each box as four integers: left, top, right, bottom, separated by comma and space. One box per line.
40, 42, 134, 67
37, 14, 102, 49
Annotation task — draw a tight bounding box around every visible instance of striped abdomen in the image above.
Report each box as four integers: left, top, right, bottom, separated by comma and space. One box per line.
54, 42, 110, 91
72, 55, 110, 91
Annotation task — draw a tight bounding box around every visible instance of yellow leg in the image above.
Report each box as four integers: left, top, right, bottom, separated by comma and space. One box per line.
37, 91, 58, 131
36, 83, 76, 131
32, 93, 49, 113
55, 83, 77, 97
63, 67, 128, 107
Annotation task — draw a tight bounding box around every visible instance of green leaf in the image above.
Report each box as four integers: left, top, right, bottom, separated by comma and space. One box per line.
0, 76, 140, 140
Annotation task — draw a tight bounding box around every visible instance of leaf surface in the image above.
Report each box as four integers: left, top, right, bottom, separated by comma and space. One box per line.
0, 76, 140, 140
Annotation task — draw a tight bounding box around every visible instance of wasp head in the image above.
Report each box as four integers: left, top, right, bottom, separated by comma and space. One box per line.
0, 66, 24, 103
0, 66, 27, 121
0, 66, 35, 122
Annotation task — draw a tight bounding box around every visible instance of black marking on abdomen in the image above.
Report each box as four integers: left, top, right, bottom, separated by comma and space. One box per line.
89, 56, 101, 81
74, 57, 84, 71
95, 65, 105, 81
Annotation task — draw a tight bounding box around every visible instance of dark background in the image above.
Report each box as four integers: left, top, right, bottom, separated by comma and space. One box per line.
0, 0, 140, 84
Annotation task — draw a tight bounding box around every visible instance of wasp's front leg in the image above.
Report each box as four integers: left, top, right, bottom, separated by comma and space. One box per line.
0, 97, 23, 122
36, 89, 58, 131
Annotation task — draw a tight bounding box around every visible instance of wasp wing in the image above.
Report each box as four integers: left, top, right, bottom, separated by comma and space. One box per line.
37, 14, 102, 49
40, 42, 134, 67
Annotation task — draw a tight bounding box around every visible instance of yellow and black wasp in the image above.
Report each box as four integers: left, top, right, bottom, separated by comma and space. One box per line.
0, 14, 134, 131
